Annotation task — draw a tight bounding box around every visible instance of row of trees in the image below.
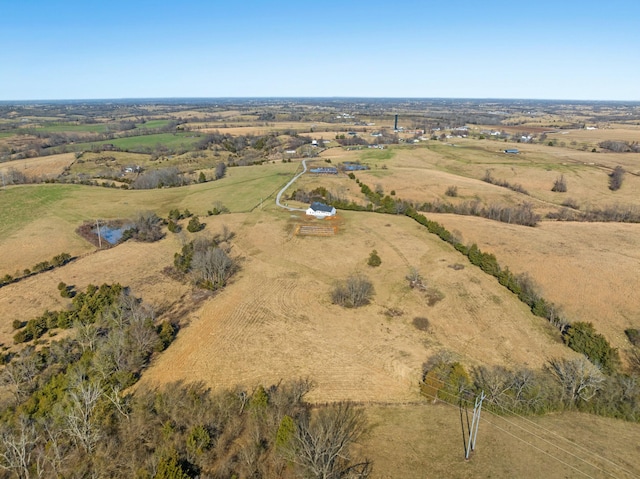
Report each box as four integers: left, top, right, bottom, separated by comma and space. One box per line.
421, 352, 639, 421
1, 253, 72, 288
340, 176, 626, 374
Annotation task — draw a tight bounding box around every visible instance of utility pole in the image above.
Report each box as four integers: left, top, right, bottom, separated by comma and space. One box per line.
465, 391, 486, 460
96, 219, 102, 249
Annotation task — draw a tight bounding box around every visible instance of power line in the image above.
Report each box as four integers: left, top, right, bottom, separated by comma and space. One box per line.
425, 380, 636, 478
480, 415, 597, 479
490, 402, 640, 479
427, 387, 599, 478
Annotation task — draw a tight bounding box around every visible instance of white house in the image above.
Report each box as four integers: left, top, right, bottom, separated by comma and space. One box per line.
306, 202, 336, 218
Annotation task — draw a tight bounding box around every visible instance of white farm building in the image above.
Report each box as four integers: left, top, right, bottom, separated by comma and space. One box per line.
306, 202, 336, 218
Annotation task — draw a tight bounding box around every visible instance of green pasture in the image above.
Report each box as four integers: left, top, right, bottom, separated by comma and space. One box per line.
136, 120, 172, 129
28, 123, 113, 134
0, 161, 300, 242
62, 133, 204, 153
359, 147, 396, 163
0, 185, 69, 239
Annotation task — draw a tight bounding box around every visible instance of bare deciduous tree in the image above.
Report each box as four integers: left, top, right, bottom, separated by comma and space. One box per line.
191, 246, 236, 290
331, 273, 374, 308
547, 357, 605, 405
64, 378, 103, 454
288, 403, 372, 479
0, 416, 39, 479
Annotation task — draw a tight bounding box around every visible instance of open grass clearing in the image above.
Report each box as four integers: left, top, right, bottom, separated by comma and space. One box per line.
23, 122, 113, 133
430, 213, 640, 356
362, 403, 640, 479
53, 132, 204, 153
0, 161, 299, 275
0, 152, 75, 179
342, 141, 640, 211
138, 209, 573, 403
547, 126, 640, 146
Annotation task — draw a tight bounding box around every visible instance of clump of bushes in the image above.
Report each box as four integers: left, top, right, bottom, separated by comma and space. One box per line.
187, 216, 204, 233
174, 237, 237, 291
625, 328, 640, 347
563, 322, 620, 374
331, 273, 374, 308
445, 186, 458, 197
367, 250, 381, 267
609, 166, 625, 191
551, 175, 567, 192
57, 281, 75, 298
125, 212, 164, 242
207, 202, 229, 216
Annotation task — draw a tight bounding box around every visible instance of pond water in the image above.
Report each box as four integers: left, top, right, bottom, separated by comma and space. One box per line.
93, 224, 131, 245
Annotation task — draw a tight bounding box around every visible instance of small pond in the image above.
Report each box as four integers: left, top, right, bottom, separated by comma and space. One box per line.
93, 224, 131, 245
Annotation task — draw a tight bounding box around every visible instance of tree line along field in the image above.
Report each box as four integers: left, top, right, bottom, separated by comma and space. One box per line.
0, 99, 639, 478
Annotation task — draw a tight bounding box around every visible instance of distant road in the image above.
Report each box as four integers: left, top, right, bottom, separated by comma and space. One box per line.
275, 159, 308, 211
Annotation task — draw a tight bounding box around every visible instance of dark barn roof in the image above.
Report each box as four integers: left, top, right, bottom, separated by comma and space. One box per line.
309, 202, 334, 213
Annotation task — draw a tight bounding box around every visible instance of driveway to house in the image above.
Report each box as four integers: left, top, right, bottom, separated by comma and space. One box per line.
275, 159, 308, 211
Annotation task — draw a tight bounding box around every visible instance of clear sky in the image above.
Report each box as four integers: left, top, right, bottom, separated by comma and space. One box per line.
2, 0, 639, 101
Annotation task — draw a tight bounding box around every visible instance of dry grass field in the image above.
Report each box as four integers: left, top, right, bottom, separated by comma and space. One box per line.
547, 125, 640, 148
362, 404, 640, 479
0, 161, 299, 276
429, 215, 640, 355
0, 152, 76, 179
137, 209, 573, 403
2, 105, 640, 476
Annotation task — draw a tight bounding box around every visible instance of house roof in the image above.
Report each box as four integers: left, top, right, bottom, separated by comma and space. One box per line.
309, 202, 334, 213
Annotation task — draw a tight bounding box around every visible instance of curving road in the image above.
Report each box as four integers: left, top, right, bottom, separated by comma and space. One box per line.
275, 159, 308, 211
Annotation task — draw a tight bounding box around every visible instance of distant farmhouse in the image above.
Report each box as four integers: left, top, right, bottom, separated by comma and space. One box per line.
306, 202, 336, 218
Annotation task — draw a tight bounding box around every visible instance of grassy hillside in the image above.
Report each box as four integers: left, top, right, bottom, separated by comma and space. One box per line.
0, 161, 299, 276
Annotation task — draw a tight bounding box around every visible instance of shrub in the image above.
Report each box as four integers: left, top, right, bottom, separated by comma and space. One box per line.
187, 216, 204, 233
412, 317, 430, 331
168, 209, 183, 221
167, 220, 181, 233
331, 273, 374, 308
551, 175, 567, 192
561, 198, 580, 210
12, 319, 24, 330
609, 166, 625, 191
625, 328, 640, 347
367, 250, 382, 267
445, 185, 458, 197
563, 322, 620, 374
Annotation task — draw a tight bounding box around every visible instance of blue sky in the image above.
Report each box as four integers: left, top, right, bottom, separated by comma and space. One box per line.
2, 0, 639, 101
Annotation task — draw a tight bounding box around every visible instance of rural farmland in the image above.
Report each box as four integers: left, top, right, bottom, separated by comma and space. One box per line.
1, 98, 639, 478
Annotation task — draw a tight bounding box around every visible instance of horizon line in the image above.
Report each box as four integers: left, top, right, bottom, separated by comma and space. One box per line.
1, 96, 640, 104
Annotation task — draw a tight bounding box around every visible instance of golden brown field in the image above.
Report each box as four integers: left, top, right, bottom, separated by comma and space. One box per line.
0, 152, 76, 179
2, 103, 640, 477
137, 209, 573, 403
363, 404, 640, 479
